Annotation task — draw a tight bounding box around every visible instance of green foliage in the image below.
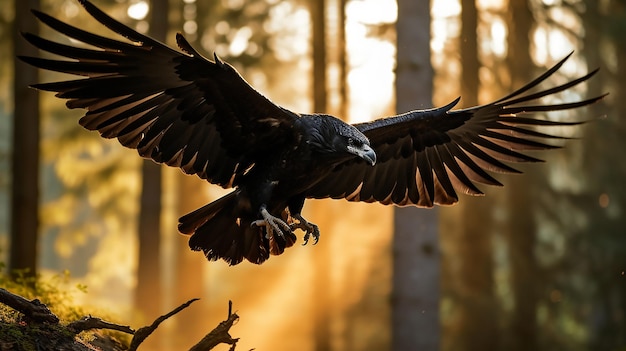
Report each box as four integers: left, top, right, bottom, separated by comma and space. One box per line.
0, 265, 130, 349
0, 265, 89, 323
0, 320, 76, 351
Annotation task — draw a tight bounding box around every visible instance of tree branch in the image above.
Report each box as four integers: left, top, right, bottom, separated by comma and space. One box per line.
1, 288, 246, 351
188, 300, 240, 351
129, 298, 200, 351
0, 288, 59, 324
67, 316, 135, 335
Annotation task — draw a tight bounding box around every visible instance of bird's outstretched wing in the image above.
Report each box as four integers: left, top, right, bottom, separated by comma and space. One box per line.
20, 0, 300, 188
306, 54, 605, 207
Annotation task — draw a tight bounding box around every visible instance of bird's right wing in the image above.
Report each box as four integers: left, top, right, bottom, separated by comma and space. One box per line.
306, 54, 605, 207
20, 0, 301, 188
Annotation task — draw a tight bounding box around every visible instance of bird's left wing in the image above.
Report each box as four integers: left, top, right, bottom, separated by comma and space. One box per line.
306, 54, 605, 207
20, 0, 300, 188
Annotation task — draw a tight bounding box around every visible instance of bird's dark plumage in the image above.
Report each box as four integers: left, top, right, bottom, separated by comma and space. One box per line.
21, 0, 605, 265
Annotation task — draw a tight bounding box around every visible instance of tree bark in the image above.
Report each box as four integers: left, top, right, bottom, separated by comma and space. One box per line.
10, 0, 41, 278
393, 1, 438, 350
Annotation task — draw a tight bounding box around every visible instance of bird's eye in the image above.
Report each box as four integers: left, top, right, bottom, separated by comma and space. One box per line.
349, 138, 363, 147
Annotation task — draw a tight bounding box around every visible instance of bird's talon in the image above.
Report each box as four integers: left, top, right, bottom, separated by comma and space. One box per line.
302, 232, 310, 246
291, 214, 320, 246
252, 207, 290, 239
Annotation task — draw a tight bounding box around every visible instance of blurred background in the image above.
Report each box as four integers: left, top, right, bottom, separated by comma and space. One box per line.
1, 0, 624, 350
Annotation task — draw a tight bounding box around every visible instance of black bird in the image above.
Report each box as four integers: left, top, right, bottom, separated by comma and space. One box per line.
21, 0, 604, 265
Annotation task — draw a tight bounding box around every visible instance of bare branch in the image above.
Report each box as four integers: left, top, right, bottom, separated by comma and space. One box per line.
129, 298, 200, 351
188, 302, 240, 351
0, 288, 59, 324
67, 316, 135, 335
1, 289, 247, 351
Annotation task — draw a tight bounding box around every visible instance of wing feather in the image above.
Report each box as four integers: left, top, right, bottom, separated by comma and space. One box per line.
21, 0, 300, 189
440, 145, 483, 195
306, 54, 604, 207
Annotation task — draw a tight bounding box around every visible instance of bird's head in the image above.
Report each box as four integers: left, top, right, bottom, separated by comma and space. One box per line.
337, 129, 377, 166
305, 115, 377, 166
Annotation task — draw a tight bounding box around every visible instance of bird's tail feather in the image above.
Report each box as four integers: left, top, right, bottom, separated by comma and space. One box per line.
179, 191, 296, 265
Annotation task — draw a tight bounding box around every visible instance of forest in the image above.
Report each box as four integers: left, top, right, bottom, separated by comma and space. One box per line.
1, 0, 625, 350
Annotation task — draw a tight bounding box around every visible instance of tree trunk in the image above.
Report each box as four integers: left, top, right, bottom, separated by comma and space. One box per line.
505, 1, 537, 350
135, 162, 162, 315
172, 2, 208, 347
337, 0, 348, 119
447, 1, 498, 350
9, 0, 40, 278
135, 0, 168, 326
393, 1, 438, 350
172, 176, 208, 347
582, 2, 626, 349
310, 1, 331, 350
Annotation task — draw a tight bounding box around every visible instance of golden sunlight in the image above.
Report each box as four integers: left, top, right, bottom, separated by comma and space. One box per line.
0, 0, 621, 348
345, 0, 397, 123
127, 1, 149, 20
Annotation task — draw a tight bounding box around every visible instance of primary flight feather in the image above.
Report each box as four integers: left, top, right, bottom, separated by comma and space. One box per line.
21, 0, 604, 265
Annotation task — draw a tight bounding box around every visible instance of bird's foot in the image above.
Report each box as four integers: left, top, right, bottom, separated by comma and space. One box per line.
290, 214, 320, 245
252, 207, 292, 239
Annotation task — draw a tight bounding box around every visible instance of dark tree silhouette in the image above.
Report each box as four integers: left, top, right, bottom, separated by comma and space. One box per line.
135, 0, 168, 324
451, 0, 498, 349
9, 0, 40, 278
505, 1, 538, 350
310, 1, 332, 351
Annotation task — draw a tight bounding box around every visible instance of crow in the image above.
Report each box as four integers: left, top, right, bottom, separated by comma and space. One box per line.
20, 0, 604, 265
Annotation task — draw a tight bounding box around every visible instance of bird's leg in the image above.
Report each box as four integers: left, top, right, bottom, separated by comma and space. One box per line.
251, 205, 292, 239
290, 213, 320, 245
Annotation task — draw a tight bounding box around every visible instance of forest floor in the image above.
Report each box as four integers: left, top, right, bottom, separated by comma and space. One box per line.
0, 278, 240, 351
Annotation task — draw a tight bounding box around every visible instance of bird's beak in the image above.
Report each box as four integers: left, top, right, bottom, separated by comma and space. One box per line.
359, 144, 377, 166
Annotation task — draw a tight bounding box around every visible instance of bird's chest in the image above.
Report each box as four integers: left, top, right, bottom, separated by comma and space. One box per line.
235, 141, 348, 215
272, 145, 328, 189
246, 144, 332, 196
